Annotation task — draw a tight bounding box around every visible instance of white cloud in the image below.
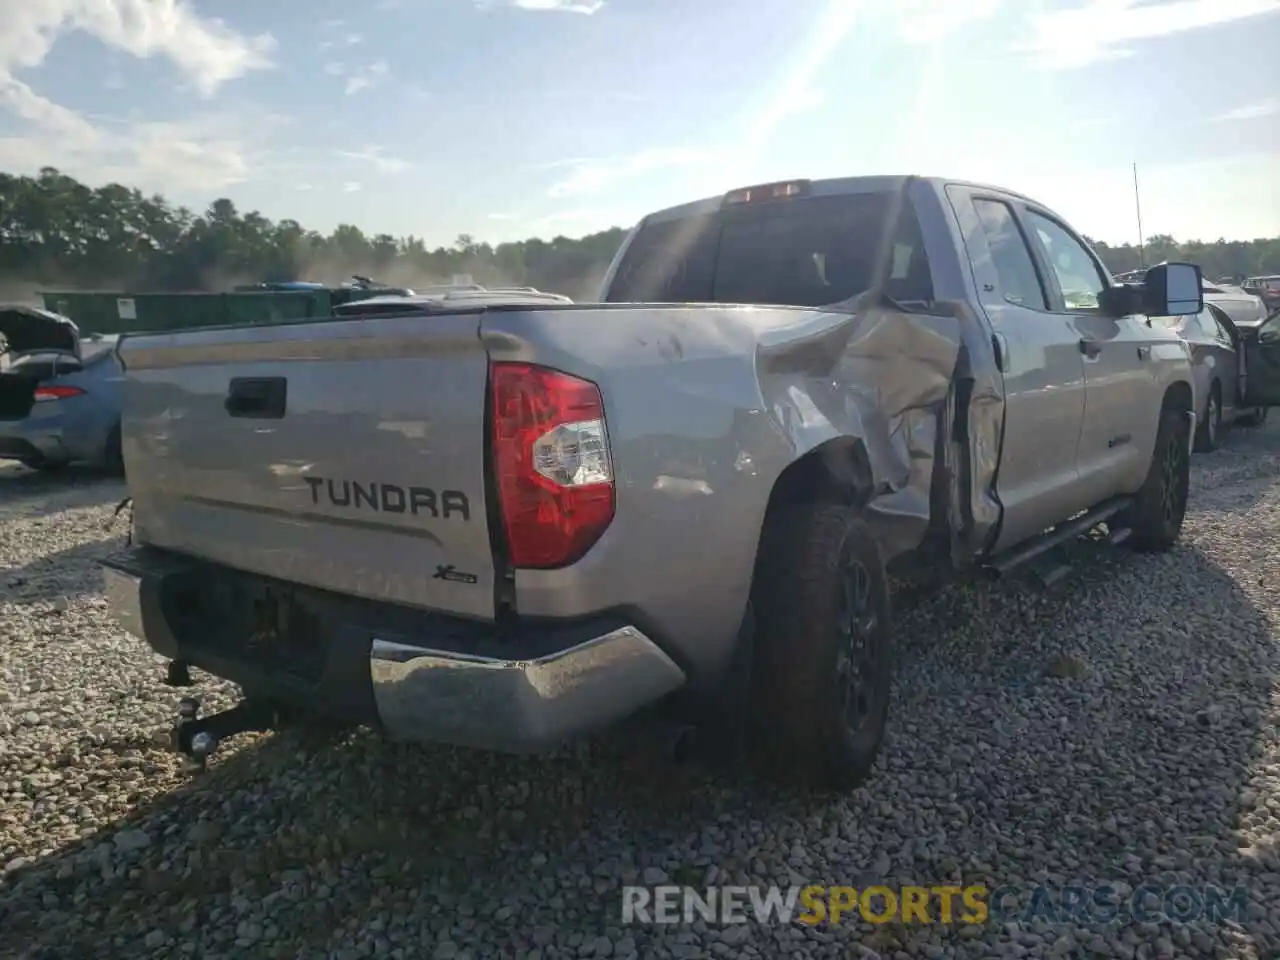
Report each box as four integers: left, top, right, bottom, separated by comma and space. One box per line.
319, 31, 363, 52
487, 213, 516, 220
546, 147, 713, 199
476, 0, 606, 13
342, 181, 363, 193
514, 0, 605, 11
539, 209, 601, 223
528, 207, 618, 236
892, 0, 1001, 43
343, 61, 390, 95
774, 86, 825, 119
0, 0, 275, 98
1211, 99, 1280, 122
0, 108, 287, 193
317, 18, 363, 51
335, 147, 412, 174
1022, 0, 1280, 70
0, 0, 277, 194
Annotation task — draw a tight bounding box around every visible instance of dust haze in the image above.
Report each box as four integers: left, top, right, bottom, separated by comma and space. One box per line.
4, 260, 607, 304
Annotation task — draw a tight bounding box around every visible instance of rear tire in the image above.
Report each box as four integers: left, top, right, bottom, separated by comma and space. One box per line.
1194, 382, 1221, 453
749, 503, 892, 791
1119, 408, 1190, 553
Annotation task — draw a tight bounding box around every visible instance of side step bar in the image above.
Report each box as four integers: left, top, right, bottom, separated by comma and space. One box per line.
984, 496, 1132, 577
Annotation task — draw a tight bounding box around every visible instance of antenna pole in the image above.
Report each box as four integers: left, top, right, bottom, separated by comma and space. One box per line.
1132, 162, 1146, 268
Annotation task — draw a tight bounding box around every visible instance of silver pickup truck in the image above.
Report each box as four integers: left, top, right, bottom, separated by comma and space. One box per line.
101, 175, 1276, 791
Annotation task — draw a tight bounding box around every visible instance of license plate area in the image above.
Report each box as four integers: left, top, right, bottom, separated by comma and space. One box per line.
163, 569, 328, 683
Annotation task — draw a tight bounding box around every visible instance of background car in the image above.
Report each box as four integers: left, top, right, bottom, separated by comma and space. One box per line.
1112, 268, 1269, 329
1202, 281, 1269, 329
1150, 302, 1267, 452
1243, 275, 1280, 312
0, 305, 124, 473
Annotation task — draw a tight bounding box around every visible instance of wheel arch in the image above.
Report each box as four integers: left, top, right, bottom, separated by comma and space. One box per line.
758, 437, 875, 527
748, 435, 878, 589
1162, 378, 1194, 415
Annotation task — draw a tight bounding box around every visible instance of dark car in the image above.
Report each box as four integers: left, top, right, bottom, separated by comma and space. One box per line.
1151, 302, 1268, 452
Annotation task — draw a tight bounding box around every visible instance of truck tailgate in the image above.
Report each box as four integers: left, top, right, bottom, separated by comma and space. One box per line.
119, 314, 496, 620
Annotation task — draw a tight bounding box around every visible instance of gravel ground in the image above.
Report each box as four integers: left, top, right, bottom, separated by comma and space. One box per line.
1, 422, 1278, 960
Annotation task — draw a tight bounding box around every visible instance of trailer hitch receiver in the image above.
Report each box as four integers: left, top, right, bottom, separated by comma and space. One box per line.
170, 696, 283, 773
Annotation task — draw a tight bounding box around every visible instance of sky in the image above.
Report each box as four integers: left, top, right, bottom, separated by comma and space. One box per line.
0, 0, 1277, 249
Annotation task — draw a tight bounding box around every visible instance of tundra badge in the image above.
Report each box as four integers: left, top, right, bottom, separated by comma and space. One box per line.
303, 477, 471, 521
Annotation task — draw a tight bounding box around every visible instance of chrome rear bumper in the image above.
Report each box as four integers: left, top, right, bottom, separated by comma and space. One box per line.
100, 547, 686, 753
369, 629, 685, 752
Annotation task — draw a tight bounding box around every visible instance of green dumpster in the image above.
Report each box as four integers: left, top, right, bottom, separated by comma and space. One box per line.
39, 289, 334, 334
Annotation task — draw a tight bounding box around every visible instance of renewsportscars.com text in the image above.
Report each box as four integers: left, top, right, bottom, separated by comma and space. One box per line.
621, 884, 1249, 927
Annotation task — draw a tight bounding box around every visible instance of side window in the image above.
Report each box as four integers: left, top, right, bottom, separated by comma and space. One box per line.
890, 243, 913, 280
971, 198, 1048, 311
1206, 307, 1234, 343
1023, 211, 1108, 312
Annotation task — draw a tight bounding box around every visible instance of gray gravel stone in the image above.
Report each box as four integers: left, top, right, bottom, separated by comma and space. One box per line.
1, 428, 1279, 960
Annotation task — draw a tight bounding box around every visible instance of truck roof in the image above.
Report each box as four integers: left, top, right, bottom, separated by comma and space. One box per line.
639, 175, 1047, 226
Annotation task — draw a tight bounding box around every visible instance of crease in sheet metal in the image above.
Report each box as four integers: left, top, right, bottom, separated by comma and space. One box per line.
756, 298, 1005, 564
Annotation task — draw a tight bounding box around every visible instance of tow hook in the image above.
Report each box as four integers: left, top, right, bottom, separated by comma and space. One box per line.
170, 696, 282, 773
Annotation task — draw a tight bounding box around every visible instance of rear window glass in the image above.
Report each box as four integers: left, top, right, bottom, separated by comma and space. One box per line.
604, 191, 934, 308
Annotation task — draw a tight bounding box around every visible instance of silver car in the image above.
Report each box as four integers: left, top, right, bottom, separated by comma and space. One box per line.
1202, 282, 1269, 329
1114, 269, 1268, 329
0, 305, 124, 473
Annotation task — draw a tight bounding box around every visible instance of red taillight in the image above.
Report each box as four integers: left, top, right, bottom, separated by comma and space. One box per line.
490, 361, 615, 569
33, 386, 85, 402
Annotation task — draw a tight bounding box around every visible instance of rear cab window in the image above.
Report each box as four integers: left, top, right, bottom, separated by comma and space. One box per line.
604, 189, 935, 309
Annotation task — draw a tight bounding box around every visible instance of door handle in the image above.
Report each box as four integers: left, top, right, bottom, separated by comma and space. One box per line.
225, 377, 288, 419
1079, 337, 1102, 359
991, 332, 1010, 372
1136, 344, 1151, 361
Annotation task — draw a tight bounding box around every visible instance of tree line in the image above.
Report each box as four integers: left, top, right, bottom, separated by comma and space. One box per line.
2, 167, 1277, 303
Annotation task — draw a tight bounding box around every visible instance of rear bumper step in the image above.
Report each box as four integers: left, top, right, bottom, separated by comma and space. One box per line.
100, 546, 686, 753
368, 628, 683, 752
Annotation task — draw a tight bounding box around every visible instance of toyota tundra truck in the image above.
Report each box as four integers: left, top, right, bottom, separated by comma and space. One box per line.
102, 175, 1271, 791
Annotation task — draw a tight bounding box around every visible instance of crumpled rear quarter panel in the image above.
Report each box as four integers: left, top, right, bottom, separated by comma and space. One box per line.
481, 301, 990, 686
